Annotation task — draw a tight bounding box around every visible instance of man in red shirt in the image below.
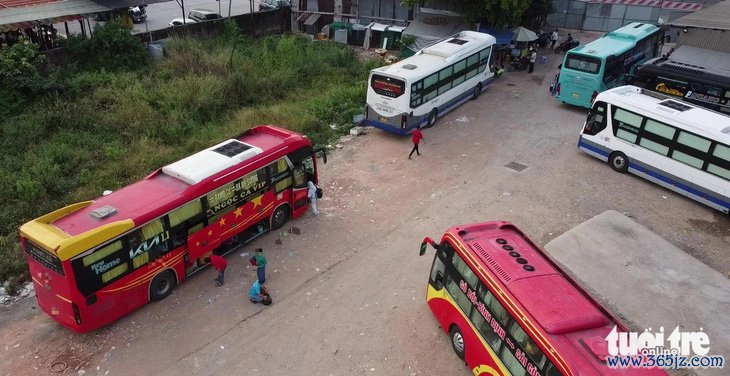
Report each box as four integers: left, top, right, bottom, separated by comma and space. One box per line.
205, 255, 228, 286
408, 126, 424, 159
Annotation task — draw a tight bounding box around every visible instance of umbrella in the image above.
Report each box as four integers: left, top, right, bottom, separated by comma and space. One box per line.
511, 26, 538, 42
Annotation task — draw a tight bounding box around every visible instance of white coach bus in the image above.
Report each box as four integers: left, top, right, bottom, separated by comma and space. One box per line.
364, 30, 497, 135
578, 85, 730, 213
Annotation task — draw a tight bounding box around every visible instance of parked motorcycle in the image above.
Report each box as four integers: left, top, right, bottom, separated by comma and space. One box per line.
130, 5, 147, 24
535, 32, 551, 48
554, 39, 580, 53
508, 56, 529, 72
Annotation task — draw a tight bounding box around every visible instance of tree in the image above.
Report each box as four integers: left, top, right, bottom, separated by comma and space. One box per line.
522, 0, 555, 29
401, 0, 533, 27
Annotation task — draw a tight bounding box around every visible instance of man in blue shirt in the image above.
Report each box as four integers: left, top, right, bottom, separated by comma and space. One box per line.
249, 279, 268, 304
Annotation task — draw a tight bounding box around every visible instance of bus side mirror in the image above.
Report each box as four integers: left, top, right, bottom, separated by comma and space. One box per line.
419, 237, 439, 256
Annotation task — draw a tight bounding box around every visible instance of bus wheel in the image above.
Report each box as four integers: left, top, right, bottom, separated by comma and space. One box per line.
472, 83, 482, 100
271, 205, 289, 230
426, 109, 438, 128
609, 152, 630, 173
150, 270, 176, 301
449, 325, 465, 360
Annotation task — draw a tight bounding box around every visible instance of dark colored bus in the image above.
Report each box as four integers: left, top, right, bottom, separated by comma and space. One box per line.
631, 46, 730, 114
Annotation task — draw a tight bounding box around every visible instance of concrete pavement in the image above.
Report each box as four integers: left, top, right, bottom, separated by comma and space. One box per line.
545, 210, 730, 376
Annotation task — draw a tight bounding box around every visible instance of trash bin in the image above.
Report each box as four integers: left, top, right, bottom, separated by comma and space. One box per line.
370, 23, 389, 49
383, 25, 405, 50
329, 21, 352, 40
349, 24, 367, 46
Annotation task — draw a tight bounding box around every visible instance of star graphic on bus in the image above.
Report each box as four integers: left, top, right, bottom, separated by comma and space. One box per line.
219, 218, 226, 226
251, 195, 263, 208
208, 230, 213, 237
234, 207, 243, 217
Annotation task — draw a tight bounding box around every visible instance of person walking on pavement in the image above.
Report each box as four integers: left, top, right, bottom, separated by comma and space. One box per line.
307, 180, 319, 215
551, 29, 558, 51
252, 248, 267, 284
528, 47, 537, 73
205, 254, 227, 286
408, 126, 424, 159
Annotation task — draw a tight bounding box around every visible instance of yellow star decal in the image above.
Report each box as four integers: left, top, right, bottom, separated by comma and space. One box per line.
251, 195, 263, 208
196, 241, 201, 246
208, 230, 213, 237
234, 207, 243, 217
219, 218, 226, 226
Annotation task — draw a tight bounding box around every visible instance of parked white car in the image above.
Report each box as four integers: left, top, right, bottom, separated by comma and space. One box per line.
169, 18, 197, 26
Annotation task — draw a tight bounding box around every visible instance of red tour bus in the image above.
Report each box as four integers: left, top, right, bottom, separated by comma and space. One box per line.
419, 221, 668, 375
19, 125, 325, 333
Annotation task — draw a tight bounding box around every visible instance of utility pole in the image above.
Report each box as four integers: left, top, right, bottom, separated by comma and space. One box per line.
182, 0, 187, 24
229, 0, 233, 18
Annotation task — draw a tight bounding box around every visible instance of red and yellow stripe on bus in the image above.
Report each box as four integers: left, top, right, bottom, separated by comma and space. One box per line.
427, 283, 509, 376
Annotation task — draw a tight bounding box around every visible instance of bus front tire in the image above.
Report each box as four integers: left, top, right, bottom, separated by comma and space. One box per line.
609, 152, 630, 173
449, 325, 465, 360
472, 83, 482, 100
150, 270, 176, 301
426, 109, 438, 128
271, 205, 289, 230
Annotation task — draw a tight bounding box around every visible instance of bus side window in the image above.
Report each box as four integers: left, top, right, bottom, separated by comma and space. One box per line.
584, 101, 607, 135
168, 200, 204, 249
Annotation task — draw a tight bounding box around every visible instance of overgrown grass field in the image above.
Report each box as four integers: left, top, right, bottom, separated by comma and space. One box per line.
0, 22, 379, 292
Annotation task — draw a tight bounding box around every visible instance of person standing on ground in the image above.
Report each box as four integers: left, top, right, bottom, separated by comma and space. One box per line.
408, 126, 424, 159
528, 47, 537, 73
253, 248, 267, 284
551, 29, 558, 51
307, 180, 319, 215
205, 254, 227, 286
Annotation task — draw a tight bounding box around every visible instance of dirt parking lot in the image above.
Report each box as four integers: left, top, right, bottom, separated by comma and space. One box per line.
1, 31, 728, 375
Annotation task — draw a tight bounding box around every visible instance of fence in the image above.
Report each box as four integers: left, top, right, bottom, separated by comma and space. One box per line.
41, 8, 291, 68
546, 0, 718, 35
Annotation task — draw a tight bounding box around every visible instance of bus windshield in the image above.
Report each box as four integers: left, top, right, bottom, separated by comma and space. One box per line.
565, 53, 601, 74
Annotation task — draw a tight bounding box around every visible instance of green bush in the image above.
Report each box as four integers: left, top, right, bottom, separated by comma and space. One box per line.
64, 20, 149, 71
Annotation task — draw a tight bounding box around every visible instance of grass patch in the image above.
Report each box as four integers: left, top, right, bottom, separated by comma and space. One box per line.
0, 31, 381, 288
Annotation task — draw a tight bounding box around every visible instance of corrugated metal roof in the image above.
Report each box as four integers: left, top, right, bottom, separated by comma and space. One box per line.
0, 0, 165, 32
0, 0, 106, 31
668, 0, 730, 30
670, 45, 730, 71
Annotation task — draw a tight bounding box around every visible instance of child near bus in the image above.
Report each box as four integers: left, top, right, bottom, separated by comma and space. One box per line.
249, 248, 267, 284
249, 279, 271, 305
205, 254, 227, 286
408, 126, 424, 159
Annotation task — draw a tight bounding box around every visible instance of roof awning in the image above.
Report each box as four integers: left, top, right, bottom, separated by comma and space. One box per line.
303, 13, 320, 26
0, 0, 164, 32
295, 12, 309, 22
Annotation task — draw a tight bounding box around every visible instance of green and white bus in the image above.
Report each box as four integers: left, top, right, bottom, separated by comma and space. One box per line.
556, 22, 662, 108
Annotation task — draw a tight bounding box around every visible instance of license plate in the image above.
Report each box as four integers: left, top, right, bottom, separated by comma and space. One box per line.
572, 93, 580, 99
379, 117, 388, 123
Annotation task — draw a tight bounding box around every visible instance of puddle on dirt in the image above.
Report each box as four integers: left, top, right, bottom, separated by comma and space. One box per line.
288, 227, 301, 235
686, 214, 730, 237
530, 75, 545, 84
